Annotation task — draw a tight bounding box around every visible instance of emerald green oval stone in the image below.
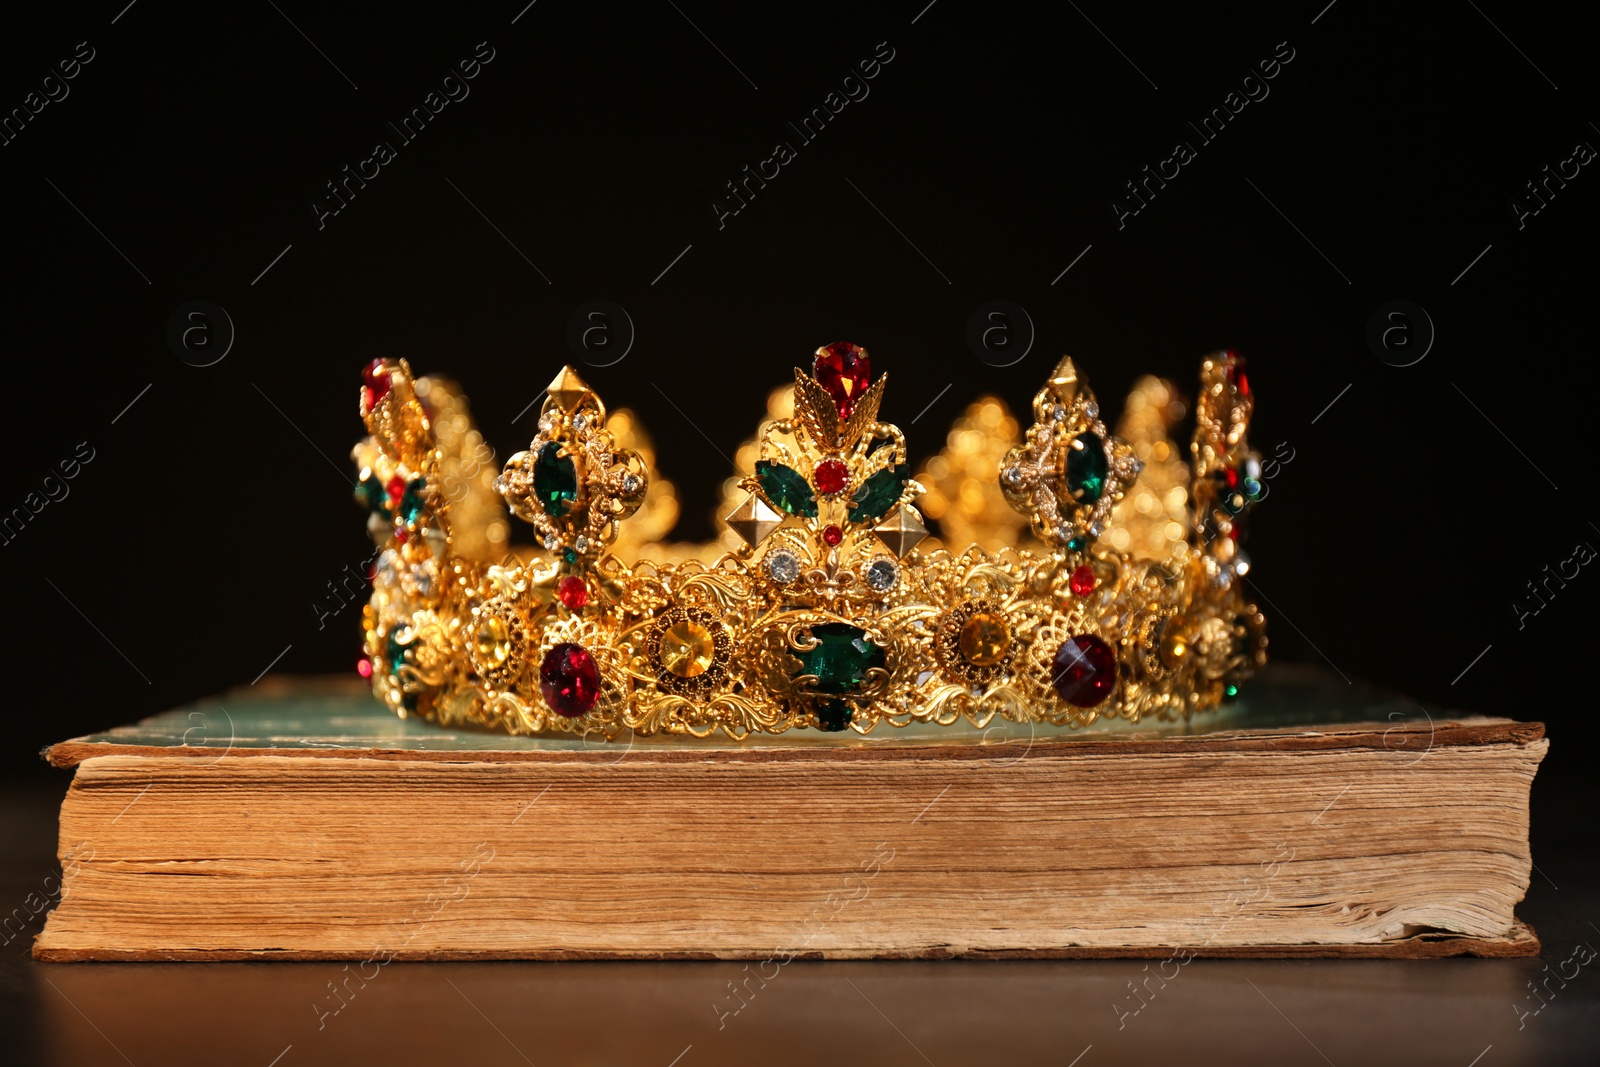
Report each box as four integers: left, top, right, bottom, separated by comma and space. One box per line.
756, 460, 817, 518
1066, 432, 1108, 505
385, 628, 414, 678
356, 473, 387, 513
848, 463, 910, 523
397, 477, 429, 523
792, 623, 886, 694
534, 442, 579, 518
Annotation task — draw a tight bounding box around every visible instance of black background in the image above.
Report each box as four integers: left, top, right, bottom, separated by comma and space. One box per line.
2, 0, 1594, 818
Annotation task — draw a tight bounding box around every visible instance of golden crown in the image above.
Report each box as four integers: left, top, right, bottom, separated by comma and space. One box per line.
352, 344, 1266, 739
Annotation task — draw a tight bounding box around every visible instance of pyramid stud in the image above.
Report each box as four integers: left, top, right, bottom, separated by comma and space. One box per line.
547, 366, 592, 413
725, 493, 784, 547
1048, 355, 1079, 404
873, 505, 927, 557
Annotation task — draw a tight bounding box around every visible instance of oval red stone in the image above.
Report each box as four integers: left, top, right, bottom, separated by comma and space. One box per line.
1225, 354, 1250, 399
1069, 564, 1096, 598
363, 360, 393, 410
822, 524, 844, 547
557, 575, 589, 610
1051, 634, 1117, 708
815, 459, 849, 495
814, 342, 872, 419
540, 642, 601, 717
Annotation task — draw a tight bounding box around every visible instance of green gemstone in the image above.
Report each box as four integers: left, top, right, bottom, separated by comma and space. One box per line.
397, 478, 428, 523
385, 629, 414, 678
814, 699, 853, 732
792, 623, 885, 694
356, 473, 387, 513
533, 442, 579, 518
562, 547, 579, 565
848, 463, 910, 523
756, 460, 817, 518
1066, 432, 1108, 505
1066, 535, 1088, 553
1222, 682, 1241, 703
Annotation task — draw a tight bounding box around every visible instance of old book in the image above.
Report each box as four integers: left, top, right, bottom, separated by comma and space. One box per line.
34, 665, 1544, 961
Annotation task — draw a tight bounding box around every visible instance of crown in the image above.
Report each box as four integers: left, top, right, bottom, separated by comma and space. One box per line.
351, 344, 1266, 739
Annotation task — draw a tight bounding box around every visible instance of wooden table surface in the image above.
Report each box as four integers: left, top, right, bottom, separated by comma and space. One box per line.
4, 775, 1596, 1066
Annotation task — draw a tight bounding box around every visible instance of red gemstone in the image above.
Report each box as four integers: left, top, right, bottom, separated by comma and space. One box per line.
815, 459, 849, 495
363, 360, 393, 410
1225, 355, 1250, 399
822, 524, 844, 547
386, 474, 407, 507
356, 657, 373, 679
1051, 634, 1117, 708
557, 575, 589, 610
540, 642, 601, 717
1069, 565, 1096, 597
1224, 468, 1239, 489
813, 342, 872, 419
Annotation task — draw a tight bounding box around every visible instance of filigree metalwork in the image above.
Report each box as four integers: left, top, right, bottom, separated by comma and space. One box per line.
355, 344, 1268, 739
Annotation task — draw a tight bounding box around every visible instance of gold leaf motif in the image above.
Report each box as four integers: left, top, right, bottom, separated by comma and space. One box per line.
841, 373, 887, 448
791, 369, 841, 447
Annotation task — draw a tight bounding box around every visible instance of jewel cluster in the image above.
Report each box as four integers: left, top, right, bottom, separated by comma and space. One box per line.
352, 345, 1268, 738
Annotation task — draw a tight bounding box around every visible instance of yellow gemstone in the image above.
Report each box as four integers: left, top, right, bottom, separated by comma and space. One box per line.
1159, 622, 1189, 669
958, 611, 1011, 667
474, 614, 512, 669
660, 618, 716, 678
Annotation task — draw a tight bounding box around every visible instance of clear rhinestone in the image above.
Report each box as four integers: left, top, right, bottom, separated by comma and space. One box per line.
1048, 405, 1066, 423
866, 558, 898, 592
542, 533, 561, 551
1056, 523, 1076, 542
1233, 551, 1252, 577
574, 535, 591, 553
376, 549, 399, 581
1003, 466, 1024, 487
1089, 519, 1105, 537
621, 473, 642, 494
764, 549, 801, 584
1085, 401, 1099, 419
538, 413, 555, 432
492, 474, 507, 495
1131, 458, 1146, 475
572, 414, 588, 433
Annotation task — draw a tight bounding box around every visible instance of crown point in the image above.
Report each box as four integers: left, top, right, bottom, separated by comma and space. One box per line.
546, 366, 591, 412
1048, 355, 1079, 401
725, 493, 784, 547
814, 342, 873, 419
872, 505, 927, 558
